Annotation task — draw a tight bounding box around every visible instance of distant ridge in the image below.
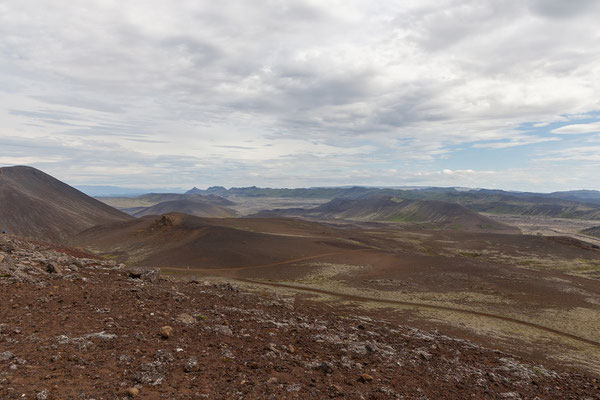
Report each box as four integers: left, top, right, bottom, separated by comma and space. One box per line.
134, 198, 237, 218
252, 195, 518, 232
182, 186, 600, 220
581, 225, 600, 239
0, 166, 132, 241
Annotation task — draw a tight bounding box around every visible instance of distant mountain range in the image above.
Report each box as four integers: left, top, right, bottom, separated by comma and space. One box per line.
76, 185, 186, 197
186, 186, 600, 220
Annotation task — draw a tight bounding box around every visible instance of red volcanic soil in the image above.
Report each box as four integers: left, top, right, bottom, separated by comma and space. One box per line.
71, 213, 366, 270
0, 166, 131, 242
1, 234, 599, 399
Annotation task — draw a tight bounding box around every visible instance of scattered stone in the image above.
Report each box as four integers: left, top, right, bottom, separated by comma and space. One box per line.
0, 351, 14, 361
288, 344, 295, 354
416, 349, 433, 361
359, 373, 373, 383
35, 390, 49, 400
46, 262, 62, 274
84, 331, 117, 340
316, 361, 333, 374
0, 241, 15, 253
332, 384, 344, 395
211, 325, 233, 336
128, 268, 159, 282
176, 313, 196, 325
267, 343, 277, 352
160, 325, 173, 339
184, 357, 199, 373
136, 362, 166, 386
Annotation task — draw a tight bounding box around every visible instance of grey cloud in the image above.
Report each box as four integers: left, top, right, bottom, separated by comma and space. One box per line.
1, 0, 600, 190
528, 0, 599, 19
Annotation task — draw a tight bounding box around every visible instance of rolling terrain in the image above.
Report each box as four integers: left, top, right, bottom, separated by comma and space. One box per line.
133, 199, 238, 218
3, 165, 600, 394
582, 225, 600, 239
72, 213, 362, 270
0, 166, 132, 241
178, 186, 600, 220
253, 195, 518, 232
98, 193, 238, 217
71, 208, 600, 375
4, 234, 600, 398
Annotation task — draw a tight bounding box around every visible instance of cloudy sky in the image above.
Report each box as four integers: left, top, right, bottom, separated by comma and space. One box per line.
1, 0, 600, 191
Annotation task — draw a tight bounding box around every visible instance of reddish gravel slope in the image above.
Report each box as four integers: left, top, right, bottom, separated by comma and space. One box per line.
1, 234, 599, 399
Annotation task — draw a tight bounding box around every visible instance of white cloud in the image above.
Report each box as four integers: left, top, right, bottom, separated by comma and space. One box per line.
473, 136, 558, 149
0, 0, 599, 189
551, 122, 600, 135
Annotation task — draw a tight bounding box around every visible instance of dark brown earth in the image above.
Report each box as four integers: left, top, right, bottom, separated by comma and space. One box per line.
0, 166, 131, 242
72, 213, 363, 269
1, 234, 599, 399
72, 214, 600, 312
70, 213, 600, 375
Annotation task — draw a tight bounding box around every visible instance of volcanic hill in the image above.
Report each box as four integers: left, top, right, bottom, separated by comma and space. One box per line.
72, 213, 363, 270
133, 198, 238, 218
0, 166, 132, 241
255, 196, 518, 232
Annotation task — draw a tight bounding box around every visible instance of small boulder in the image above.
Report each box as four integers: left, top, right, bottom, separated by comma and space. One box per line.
184, 357, 199, 372
359, 373, 373, 383
159, 326, 173, 339
0, 242, 15, 253
128, 268, 159, 282
176, 313, 196, 325
46, 262, 62, 274
126, 387, 139, 397
316, 361, 333, 374
35, 390, 49, 400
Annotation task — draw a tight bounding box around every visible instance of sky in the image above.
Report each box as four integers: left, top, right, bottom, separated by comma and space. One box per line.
1, 0, 600, 192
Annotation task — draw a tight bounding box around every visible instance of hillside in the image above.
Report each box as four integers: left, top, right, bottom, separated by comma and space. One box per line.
134, 199, 238, 218
71, 213, 363, 269
3, 234, 599, 398
255, 196, 518, 232
581, 225, 600, 239
0, 166, 132, 241
97, 193, 235, 215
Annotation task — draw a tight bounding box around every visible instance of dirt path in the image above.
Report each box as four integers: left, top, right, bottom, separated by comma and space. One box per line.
161, 249, 600, 348
234, 278, 600, 348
